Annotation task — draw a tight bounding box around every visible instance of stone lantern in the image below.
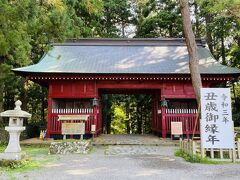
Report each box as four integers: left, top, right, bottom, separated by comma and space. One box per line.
0, 100, 31, 160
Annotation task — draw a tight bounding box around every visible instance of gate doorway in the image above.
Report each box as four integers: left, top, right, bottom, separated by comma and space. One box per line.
99, 89, 160, 135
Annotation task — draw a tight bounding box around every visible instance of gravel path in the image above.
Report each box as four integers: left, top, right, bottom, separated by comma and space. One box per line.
1, 146, 240, 180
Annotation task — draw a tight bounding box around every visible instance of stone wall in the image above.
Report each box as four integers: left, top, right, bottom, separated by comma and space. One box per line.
49, 140, 91, 154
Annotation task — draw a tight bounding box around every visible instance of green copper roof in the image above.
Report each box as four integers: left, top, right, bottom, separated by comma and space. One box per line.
13, 38, 240, 75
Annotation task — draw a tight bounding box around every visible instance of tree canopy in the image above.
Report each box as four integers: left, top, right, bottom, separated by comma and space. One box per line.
1, 0, 240, 133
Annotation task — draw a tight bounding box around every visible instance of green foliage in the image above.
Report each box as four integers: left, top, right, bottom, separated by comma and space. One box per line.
175, 149, 228, 164
111, 106, 127, 134
101, 0, 133, 37
197, 0, 240, 63
1, 0, 240, 138
0, 0, 104, 137
233, 112, 240, 126
135, 0, 182, 38
231, 83, 240, 126
0, 145, 52, 174
228, 45, 240, 68
103, 94, 152, 134
0, 159, 30, 169
197, 0, 240, 17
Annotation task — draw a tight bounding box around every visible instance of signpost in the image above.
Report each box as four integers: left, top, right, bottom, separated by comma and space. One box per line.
58, 115, 89, 140
200, 88, 235, 161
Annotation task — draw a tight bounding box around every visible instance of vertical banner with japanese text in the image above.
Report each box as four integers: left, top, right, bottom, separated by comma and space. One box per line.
200, 88, 234, 149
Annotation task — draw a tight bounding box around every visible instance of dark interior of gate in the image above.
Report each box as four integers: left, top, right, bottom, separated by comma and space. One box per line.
99, 89, 160, 135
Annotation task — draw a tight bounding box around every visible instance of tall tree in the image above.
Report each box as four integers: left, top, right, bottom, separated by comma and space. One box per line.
198, 0, 239, 63
180, 0, 202, 104
0, 0, 97, 131
101, 0, 132, 37
135, 0, 183, 38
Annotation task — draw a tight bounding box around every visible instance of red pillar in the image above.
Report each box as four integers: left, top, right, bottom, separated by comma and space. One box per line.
98, 96, 102, 134
152, 95, 155, 132
46, 97, 52, 138
93, 96, 99, 137
46, 84, 52, 138
161, 105, 167, 138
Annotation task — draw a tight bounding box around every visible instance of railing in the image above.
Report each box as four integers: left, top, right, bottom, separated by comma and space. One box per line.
180, 139, 240, 161
164, 108, 199, 136
166, 108, 198, 114
52, 108, 93, 114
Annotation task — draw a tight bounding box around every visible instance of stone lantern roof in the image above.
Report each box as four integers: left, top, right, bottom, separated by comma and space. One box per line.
0, 100, 31, 118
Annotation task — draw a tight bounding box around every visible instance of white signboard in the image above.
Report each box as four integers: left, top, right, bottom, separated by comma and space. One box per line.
200, 88, 234, 148
171, 122, 183, 135
62, 123, 85, 135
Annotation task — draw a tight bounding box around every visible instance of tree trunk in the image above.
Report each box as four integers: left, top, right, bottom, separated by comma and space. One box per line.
168, 24, 173, 37
0, 84, 3, 124
125, 101, 130, 134
20, 78, 28, 111
194, 2, 200, 37
220, 18, 226, 65
137, 104, 142, 134
237, 36, 240, 47
221, 35, 226, 65
205, 14, 213, 54
121, 22, 125, 38
180, 0, 202, 104
106, 118, 111, 134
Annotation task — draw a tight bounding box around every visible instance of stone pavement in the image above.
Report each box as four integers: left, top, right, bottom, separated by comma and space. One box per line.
105, 145, 176, 157
92, 134, 178, 146
20, 134, 178, 146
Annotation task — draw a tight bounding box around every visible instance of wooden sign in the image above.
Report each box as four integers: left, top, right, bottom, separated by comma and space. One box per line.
171, 122, 183, 135
58, 115, 89, 121
62, 123, 85, 135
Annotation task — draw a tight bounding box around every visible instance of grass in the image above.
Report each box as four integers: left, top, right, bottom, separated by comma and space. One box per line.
175, 149, 232, 164
0, 144, 55, 175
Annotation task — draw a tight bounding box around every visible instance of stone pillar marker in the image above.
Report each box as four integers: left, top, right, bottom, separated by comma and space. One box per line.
0, 100, 31, 160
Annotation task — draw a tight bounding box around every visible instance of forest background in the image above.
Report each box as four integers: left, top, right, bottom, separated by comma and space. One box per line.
0, 0, 240, 137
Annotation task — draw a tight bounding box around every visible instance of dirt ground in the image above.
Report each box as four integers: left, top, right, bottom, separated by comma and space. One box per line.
1, 145, 240, 180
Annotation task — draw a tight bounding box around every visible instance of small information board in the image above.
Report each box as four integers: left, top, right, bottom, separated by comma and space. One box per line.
171, 122, 183, 135
62, 123, 85, 135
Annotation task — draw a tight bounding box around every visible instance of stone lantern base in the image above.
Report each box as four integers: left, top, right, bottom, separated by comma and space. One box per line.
0, 126, 26, 160
0, 152, 23, 160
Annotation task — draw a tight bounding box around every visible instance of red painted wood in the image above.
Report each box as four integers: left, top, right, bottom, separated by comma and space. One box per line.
50, 81, 95, 98
164, 113, 200, 136
161, 106, 167, 138
46, 83, 53, 138
27, 74, 234, 82
41, 73, 234, 138
152, 94, 159, 133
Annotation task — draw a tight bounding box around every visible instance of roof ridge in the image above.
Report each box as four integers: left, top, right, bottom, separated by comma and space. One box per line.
53, 38, 206, 47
